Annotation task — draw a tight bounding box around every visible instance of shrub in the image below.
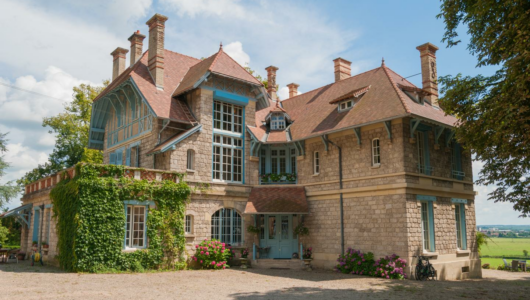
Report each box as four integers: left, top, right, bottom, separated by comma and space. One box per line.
335, 248, 407, 280
191, 239, 230, 270
303, 247, 313, 259
482, 263, 490, 269
497, 265, 505, 270
240, 248, 249, 258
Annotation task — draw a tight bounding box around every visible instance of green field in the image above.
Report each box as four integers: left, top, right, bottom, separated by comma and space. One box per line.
480, 238, 530, 268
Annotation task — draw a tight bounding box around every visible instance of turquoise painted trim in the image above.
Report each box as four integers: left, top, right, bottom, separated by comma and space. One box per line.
321, 135, 329, 152
451, 198, 468, 204
214, 90, 249, 106
32, 209, 40, 243
91, 128, 105, 133
428, 202, 436, 252
89, 139, 103, 144
384, 121, 392, 140
123, 200, 155, 206
242, 107, 246, 184
44, 204, 53, 209
123, 203, 127, 249
152, 125, 203, 155
108, 130, 151, 150
353, 128, 362, 145
416, 195, 437, 202
253, 243, 256, 260
410, 119, 421, 138
460, 203, 467, 250
2, 204, 33, 218
446, 130, 455, 147
129, 79, 157, 117
33, 206, 42, 211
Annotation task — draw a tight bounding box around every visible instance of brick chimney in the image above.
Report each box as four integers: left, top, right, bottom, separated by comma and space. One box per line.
128, 30, 146, 66
110, 47, 129, 81
146, 13, 168, 89
333, 57, 351, 82
416, 43, 440, 107
265, 66, 279, 101
287, 83, 299, 98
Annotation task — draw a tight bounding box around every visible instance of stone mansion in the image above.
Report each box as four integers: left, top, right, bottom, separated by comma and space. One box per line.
8, 13, 480, 280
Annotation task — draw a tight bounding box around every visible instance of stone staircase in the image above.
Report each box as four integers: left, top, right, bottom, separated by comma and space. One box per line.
252, 259, 305, 270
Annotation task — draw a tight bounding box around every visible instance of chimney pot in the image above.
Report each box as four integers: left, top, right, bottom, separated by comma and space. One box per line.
286, 83, 300, 98
333, 57, 352, 82
110, 47, 129, 81
416, 42, 439, 107
128, 31, 146, 66
265, 66, 279, 101
146, 13, 168, 89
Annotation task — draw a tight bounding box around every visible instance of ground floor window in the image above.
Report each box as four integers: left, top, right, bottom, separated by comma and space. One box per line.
125, 205, 146, 248
455, 203, 467, 250
420, 201, 435, 252
211, 208, 242, 245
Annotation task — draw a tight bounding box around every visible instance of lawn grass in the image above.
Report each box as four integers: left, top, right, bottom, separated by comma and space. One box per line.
480, 238, 530, 257
480, 257, 505, 268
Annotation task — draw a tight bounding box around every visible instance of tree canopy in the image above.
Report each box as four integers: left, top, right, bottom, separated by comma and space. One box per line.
17, 82, 108, 186
0, 132, 20, 209
437, 0, 530, 217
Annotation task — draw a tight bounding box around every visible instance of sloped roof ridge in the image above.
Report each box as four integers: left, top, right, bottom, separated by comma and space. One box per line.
385, 67, 417, 87
208, 49, 223, 72
382, 65, 410, 113
281, 66, 382, 104
164, 48, 201, 62
214, 49, 264, 86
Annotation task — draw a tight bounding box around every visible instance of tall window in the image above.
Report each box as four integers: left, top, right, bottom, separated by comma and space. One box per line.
211, 208, 242, 245
271, 149, 287, 174
313, 151, 320, 174
213, 101, 244, 183
187, 149, 195, 170
185, 215, 193, 234
416, 132, 426, 174
129, 145, 140, 167
420, 201, 435, 252
372, 138, 380, 166
450, 141, 463, 180
260, 149, 266, 174
271, 113, 285, 130
455, 204, 467, 250
290, 148, 297, 174
125, 205, 146, 249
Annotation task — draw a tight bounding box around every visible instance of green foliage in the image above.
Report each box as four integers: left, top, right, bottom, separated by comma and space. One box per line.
437, 0, 530, 216
191, 239, 230, 269
336, 248, 407, 279
0, 223, 8, 245
18, 82, 108, 187
293, 222, 309, 236
246, 225, 260, 235
1, 208, 21, 245
482, 263, 490, 269
0, 132, 20, 209
476, 232, 493, 255
50, 163, 190, 272
524, 250, 528, 257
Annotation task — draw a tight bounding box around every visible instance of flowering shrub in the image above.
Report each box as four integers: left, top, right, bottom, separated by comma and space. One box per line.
303, 247, 313, 259
240, 248, 249, 258
191, 239, 231, 270
335, 248, 407, 280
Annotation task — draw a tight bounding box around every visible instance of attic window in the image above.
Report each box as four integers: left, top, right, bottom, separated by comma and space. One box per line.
338, 99, 354, 112
271, 113, 285, 130
403, 91, 425, 105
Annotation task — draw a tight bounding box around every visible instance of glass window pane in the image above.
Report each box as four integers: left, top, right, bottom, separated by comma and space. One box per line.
281, 216, 289, 239
421, 202, 430, 251
268, 216, 276, 239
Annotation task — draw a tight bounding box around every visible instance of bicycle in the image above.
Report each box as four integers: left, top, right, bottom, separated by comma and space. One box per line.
413, 255, 437, 281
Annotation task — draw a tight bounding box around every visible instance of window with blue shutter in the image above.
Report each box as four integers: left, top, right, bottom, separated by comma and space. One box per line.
109, 153, 117, 165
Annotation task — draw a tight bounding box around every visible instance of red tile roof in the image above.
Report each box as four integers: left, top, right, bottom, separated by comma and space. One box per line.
244, 187, 308, 214
329, 85, 371, 104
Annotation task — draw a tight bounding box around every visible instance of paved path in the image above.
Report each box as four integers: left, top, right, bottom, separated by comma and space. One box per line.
1, 262, 529, 299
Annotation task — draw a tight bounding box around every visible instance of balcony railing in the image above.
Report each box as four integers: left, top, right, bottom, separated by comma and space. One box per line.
417, 164, 434, 176
451, 170, 465, 181
259, 173, 297, 185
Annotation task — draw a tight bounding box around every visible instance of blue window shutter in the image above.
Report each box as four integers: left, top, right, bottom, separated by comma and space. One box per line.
116, 151, 123, 165
460, 204, 467, 250
126, 148, 131, 166
110, 153, 116, 165
428, 202, 436, 252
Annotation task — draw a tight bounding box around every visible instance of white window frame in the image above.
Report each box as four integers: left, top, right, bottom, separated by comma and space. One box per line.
185, 215, 193, 234
186, 149, 195, 170
125, 205, 147, 249
313, 151, 320, 175
271, 113, 286, 130
338, 99, 354, 112
213, 135, 243, 183
213, 101, 243, 134
420, 202, 431, 252
211, 208, 243, 246
372, 138, 380, 166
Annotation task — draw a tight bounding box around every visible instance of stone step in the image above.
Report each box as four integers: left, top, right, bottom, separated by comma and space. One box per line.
252, 259, 305, 270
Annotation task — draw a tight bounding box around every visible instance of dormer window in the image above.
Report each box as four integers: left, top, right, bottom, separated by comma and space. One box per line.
338, 99, 354, 112
403, 90, 425, 105
271, 113, 285, 130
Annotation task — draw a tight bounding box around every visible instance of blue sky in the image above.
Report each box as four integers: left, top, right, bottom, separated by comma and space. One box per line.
0, 0, 523, 225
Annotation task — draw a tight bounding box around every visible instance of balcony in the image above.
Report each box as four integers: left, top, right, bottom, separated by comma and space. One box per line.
417, 164, 434, 176
451, 170, 465, 181
259, 173, 297, 185
417, 164, 466, 181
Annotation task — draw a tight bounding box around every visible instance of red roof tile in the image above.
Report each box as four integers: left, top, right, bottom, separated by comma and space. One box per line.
329, 85, 371, 104
244, 187, 308, 214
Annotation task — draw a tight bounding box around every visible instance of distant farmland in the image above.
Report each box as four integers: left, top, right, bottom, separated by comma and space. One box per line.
480, 238, 530, 268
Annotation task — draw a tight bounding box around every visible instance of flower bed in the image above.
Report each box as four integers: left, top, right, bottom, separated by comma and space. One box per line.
191, 239, 231, 270
335, 248, 407, 279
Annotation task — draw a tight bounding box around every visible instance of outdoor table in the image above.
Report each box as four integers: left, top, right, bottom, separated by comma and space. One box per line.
512, 260, 527, 272
0, 248, 9, 263
519, 261, 527, 272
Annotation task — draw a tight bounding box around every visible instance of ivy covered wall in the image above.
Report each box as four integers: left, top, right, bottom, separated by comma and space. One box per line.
50, 164, 190, 272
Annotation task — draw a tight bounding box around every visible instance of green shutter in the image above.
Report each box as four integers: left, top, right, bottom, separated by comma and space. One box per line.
460, 203, 467, 250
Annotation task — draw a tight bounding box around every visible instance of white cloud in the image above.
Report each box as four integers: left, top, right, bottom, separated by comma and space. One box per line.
223, 41, 250, 66
160, 0, 246, 18
277, 86, 302, 101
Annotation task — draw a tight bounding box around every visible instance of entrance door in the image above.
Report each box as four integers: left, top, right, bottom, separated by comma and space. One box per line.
277, 215, 293, 258
261, 214, 296, 259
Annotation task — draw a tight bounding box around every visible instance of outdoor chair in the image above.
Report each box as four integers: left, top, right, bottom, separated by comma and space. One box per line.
503, 258, 512, 270
7, 250, 18, 263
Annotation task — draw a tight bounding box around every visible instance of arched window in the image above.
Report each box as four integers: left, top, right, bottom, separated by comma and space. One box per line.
211, 208, 242, 245
372, 138, 380, 166
187, 149, 195, 170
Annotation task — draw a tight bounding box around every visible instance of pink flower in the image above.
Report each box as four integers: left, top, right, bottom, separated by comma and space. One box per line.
222, 243, 226, 247
386, 276, 389, 279
206, 252, 210, 255
212, 261, 216, 265
200, 251, 204, 254
214, 251, 217, 254
223, 266, 226, 269
195, 245, 199, 248
200, 260, 203, 263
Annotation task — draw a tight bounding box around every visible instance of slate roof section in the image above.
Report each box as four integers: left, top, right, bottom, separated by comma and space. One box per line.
247, 65, 457, 143
145, 124, 201, 155
244, 187, 309, 214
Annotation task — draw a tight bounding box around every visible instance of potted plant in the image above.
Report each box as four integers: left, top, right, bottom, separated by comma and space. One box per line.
286, 173, 297, 182
269, 173, 281, 183
260, 173, 270, 183
294, 223, 309, 237
42, 242, 49, 252
32, 241, 38, 251
240, 248, 249, 269
17, 251, 26, 261
303, 247, 313, 270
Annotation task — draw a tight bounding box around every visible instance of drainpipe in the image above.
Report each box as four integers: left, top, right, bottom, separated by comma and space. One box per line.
324, 136, 344, 255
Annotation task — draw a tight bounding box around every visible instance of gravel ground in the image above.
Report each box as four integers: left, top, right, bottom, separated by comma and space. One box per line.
1, 262, 529, 300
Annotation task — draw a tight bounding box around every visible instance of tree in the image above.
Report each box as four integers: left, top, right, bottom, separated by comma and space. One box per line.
0, 132, 19, 209
524, 250, 528, 257
475, 232, 492, 255
17, 82, 108, 186
244, 65, 272, 89
437, 1, 530, 217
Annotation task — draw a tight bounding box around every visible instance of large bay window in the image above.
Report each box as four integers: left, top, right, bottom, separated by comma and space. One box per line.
214, 101, 243, 134
211, 208, 242, 245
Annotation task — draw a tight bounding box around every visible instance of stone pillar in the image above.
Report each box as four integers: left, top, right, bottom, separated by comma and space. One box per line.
333, 57, 351, 82
110, 47, 129, 81
128, 30, 146, 66
416, 43, 440, 107
265, 66, 279, 101
287, 83, 300, 98
146, 13, 168, 89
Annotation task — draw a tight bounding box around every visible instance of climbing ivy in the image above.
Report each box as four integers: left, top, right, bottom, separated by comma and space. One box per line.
51, 163, 190, 272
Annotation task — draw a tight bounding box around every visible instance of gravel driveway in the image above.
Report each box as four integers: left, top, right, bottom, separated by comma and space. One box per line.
1, 262, 529, 300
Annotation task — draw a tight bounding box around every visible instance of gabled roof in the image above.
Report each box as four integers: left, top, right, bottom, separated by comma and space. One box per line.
247, 64, 457, 143
173, 47, 262, 97
244, 187, 309, 214
146, 124, 202, 155
329, 85, 371, 104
